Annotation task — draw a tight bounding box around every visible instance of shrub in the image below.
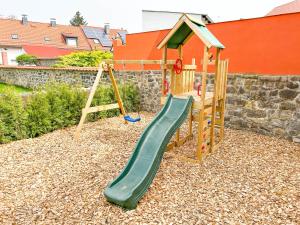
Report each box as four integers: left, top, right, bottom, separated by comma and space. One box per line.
89, 85, 119, 121
0, 88, 27, 143
16, 54, 39, 66
88, 82, 140, 121
120, 83, 141, 113
44, 83, 87, 129
25, 92, 52, 138
0, 82, 140, 143
53, 50, 113, 68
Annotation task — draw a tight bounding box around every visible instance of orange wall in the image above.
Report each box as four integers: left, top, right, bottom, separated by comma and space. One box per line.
114, 13, 300, 75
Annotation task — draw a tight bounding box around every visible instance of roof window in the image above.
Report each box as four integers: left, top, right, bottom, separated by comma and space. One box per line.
66, 37, 78, 47
11, 34, 19, 39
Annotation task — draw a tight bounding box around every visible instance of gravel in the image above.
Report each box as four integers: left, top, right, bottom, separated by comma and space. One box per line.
0, 112, 299, 224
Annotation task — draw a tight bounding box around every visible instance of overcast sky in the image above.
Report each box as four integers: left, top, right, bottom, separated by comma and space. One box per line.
0, 0, 292, 33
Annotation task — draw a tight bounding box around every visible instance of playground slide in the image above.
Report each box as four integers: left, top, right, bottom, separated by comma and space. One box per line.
104, 94, 193, 209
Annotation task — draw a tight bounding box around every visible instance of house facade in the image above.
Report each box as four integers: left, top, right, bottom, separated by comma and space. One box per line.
0, 15, 126, 66
266, 0, 300, 16
142, 10, 213, 32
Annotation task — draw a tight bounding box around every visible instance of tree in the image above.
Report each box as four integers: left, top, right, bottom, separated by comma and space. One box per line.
70, 11, 87, 26
53, 51, 113, 68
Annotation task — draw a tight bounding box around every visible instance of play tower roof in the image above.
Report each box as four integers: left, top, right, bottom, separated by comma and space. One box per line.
157, 14, 224, 49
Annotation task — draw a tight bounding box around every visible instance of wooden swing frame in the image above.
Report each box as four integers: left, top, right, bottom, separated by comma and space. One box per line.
75, 60, 176, 139
74, 63, 126, 139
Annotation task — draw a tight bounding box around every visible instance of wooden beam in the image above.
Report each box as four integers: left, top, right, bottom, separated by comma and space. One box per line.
108, 65, 127, 119
85, 103, 119, 113
209, 48, 221, 152
196, 46, 209, 160
220, 59, 229, 139
161, 46, 168, 96
103, 59, 175, 65
75, 63, 105, 139
183, 65, 197, 70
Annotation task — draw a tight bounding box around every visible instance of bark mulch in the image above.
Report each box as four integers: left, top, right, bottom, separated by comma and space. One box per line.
0, 112, 299, 224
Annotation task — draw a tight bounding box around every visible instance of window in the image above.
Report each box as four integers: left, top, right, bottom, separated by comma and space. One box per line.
93, 39, 100, 44
44, 37, 51, 42
66, 37, 78, 47
11, 34, 19, 39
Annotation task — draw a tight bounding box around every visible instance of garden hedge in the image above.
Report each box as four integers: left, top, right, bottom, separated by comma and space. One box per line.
0, 82, 140, 143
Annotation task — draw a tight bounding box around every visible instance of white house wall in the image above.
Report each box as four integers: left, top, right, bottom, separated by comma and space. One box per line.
0, 47, 25, 65
142, 11, 207, 32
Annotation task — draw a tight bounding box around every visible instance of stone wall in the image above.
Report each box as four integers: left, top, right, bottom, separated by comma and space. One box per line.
224, 75, 300, 143
0, 66, 98, 88
0, 66, 299, 142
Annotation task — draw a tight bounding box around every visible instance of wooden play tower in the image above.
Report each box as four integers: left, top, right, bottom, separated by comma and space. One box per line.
157, 14, 229, 161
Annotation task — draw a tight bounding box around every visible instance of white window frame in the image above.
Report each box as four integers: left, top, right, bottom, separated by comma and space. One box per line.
11, 34, 19, 39
66, 37, 78, 47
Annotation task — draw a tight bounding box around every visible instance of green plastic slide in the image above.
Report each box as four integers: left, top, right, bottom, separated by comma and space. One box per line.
104, 94, 193, 209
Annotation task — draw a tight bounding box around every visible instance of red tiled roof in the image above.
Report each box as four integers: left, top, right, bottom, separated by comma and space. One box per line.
266, 0, 300, 16
0, 18, 91, 50
23, 45, 74, 59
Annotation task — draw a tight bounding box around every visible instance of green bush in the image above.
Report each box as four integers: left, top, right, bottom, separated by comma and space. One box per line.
26, 92, 52, 138
44, 83, 87, 129
16, 54, 39, 66
120, 83, 141, 113
0, 82, 140, 144
0, 88, 27, 143
53, 50, 113, 68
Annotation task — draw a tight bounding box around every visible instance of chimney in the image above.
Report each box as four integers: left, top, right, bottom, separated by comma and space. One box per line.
21, 14, 28, 25
50, 18, 56, 27
104, 23, 110, 35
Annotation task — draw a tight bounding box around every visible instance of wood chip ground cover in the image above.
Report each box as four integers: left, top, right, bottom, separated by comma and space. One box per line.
0, 112, 299, 224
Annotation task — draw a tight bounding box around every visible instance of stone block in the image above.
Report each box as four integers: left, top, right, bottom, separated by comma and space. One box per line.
279, 102, 296, 111
245, 109, 267, 118
286, 82, 299, 89
279, 89, 299, 100
269, 90, 278, 96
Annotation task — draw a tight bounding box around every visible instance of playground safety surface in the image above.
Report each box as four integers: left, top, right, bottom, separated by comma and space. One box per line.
0, 112, 299, 224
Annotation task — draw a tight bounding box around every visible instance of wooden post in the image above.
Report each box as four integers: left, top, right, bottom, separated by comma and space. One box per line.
108, 65, 127, 119
196, 46, 209, 160
209, 48, 221, 152
161, 46, 167, 96
175, 44, 184, 144
75, 63, 105, 139
220, 60, 229, 139
188, 58, 195, 136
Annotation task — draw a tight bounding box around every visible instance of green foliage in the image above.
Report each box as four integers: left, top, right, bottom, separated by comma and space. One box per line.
16, 54, 38, 66
25, 92, 52, 138
53, 51, 113, 68
70, 11, 88, 26
0, 82, 140, 144
44, 83, 87, 129
120, 83, 141, 113
0, 88, 27, 143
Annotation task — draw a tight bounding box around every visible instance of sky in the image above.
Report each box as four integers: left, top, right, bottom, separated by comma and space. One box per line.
0, 0, 292, 33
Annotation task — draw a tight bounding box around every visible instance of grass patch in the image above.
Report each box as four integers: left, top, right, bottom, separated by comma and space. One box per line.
0, 83, 32, 94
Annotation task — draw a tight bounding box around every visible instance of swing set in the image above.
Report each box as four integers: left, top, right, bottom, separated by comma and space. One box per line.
74, 62, 140, 139
75, 60, 175, 139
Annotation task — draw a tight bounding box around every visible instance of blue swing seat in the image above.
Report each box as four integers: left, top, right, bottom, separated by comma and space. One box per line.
124, 115, 141, 123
